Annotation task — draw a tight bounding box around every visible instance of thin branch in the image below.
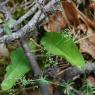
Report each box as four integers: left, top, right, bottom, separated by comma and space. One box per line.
20, 39, 49, 95
0, 0, 58, 44
0, 5, 12, 20
0, 5, 12, 36
0, 10, 42, 43
13, 3, 38, 27
0, 0, 10, 8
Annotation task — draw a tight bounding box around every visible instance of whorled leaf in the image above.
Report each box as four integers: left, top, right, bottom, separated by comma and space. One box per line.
1, 48, 31, 90
4, 18, 16, 34
41, 32, 85, 69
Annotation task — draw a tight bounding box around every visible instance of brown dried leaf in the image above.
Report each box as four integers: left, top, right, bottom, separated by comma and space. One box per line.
62, 0, 80, 26
80, 39, 95, 58
44, 0, 95, 32
44, 0, 80, 32
77, 24, 87, 33
87, 28, 95, 45
44, 11, 67, 32
80, 28, 95, 58
89, 3, 95, 9
0, 43, 9, 58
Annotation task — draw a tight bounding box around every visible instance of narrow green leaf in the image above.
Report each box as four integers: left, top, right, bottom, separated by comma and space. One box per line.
4, 18, 16, 34
41, 32, 85, 69
4, 25, 12, 34
6, 18, 16, 28
1, 48, 31, 90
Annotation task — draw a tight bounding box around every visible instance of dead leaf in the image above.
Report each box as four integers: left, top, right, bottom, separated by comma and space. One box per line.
44, 0, 81, 32
0, 43, 9, 58
80, 39, 95, 58
44, 11, 67, 32
77, 24, 87, 33
89, 2, 95, 9
44, 0, 95, 32
62, 0, 80, 26
80, 28, 95, 58
87, 28, 95, 45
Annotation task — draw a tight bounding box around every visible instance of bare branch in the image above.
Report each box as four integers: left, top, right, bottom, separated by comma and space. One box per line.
0, 10, 42, 44
20, 39, 49, 95
0, 0, 10, 8
13, 3, 38, 27
0, 0, 59, 44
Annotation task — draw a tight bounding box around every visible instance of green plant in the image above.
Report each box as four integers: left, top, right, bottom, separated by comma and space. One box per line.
44, 55, 58, 68
59, 81, 75, 95
1, 48, 31, 90
81, 80, 95, 95
4, 18, 16, 34
41, 32, 85, 69
20, 76, 36, 87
